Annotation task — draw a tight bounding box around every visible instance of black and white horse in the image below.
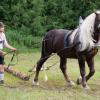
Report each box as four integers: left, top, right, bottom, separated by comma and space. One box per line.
33, 11, 100, 89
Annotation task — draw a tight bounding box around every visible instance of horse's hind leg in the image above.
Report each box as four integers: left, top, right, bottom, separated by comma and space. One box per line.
33, 53, 50, 85
60, 57, 75, 87
33, 38, 52, 85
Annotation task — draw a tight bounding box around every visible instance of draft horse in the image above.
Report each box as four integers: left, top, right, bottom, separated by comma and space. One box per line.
33, 11, 100, 89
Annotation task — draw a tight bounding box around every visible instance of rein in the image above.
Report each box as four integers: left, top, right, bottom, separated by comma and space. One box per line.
29, 42, 79, 73
4, 51, 18, 69
28, 41, 100, 77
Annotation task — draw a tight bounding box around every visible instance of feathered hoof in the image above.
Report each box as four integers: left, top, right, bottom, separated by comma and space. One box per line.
32, 80, 39, 86
77, 77, 82, 85
67, 81, 75, 87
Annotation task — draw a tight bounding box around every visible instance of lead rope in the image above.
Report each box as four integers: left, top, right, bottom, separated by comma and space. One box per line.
29, 41, 79, 72
4, 51, 18, 68
7, 51, 18, 69
28, 44, 78, 82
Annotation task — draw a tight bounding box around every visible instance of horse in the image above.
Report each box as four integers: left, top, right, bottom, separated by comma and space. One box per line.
33, 11, 100, 89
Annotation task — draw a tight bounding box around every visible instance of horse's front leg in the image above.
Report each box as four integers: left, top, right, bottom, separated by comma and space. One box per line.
86, 57, 95, 82
77, 53, 90, 89
60, 57, 75, 87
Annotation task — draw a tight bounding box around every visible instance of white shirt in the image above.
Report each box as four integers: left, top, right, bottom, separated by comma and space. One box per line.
0, 32, 8, 49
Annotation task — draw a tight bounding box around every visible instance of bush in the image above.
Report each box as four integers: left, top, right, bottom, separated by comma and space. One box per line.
6, 28, 43, 49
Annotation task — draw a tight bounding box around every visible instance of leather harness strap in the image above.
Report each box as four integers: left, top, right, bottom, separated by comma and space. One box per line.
64, 30, 74, 47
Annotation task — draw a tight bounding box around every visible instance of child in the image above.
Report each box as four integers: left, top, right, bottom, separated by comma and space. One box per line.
0, 22, 17, 84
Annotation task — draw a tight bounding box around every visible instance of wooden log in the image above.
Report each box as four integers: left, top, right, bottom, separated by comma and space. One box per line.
4, 67, 30, 81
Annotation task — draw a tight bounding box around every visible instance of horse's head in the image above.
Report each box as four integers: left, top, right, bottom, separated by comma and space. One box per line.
94, 11, 100, 44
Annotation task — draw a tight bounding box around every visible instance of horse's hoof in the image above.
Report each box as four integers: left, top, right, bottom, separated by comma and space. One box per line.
68, 81, 75, 87
77, 77, 82, 85
83, 85, 90, 90
32, 80, 39, 86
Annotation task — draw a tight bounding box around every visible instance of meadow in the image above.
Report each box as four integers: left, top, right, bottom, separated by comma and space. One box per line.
0, 50, 100, 100
0, 1, 100, 99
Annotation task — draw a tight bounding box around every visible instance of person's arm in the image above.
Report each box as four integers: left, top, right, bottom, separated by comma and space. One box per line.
5, 43, 16, 51
3, 34, 17, 51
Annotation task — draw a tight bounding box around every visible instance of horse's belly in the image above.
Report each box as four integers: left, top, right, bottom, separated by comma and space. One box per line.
57, 49, 77, 59
64, 52, 77, 58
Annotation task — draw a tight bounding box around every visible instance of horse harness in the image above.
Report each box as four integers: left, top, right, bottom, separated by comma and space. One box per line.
64, 28, 80, 48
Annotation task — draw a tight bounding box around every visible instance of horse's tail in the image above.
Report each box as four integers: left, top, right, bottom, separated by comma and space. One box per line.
41, 31, 54, 56
41, 33, 48, 57
41, 39, 46, 56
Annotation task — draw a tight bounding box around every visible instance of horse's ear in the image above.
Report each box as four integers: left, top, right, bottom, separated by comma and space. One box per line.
79, 16, 83, 25
93, 9, 97, 14
94, 11, 100, 16
95, 12, 98, 16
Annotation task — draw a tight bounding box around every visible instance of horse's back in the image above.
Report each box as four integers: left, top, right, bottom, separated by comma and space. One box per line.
45, 29, 69, 39
43, 29, 71, 53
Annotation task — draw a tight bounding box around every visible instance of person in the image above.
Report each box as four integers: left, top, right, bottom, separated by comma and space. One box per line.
0, 22, 17, 84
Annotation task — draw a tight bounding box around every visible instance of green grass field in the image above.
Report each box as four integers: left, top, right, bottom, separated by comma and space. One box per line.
0, 51, 100, 100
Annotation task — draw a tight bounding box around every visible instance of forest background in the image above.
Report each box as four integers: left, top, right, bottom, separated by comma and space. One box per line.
0, 0, 100, 49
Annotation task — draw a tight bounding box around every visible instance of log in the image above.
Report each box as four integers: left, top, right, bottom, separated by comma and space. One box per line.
4, 67, 30, 81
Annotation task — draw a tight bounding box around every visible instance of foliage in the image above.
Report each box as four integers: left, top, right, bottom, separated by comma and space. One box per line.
6, 28, 43, 49
0, 0, 100, 47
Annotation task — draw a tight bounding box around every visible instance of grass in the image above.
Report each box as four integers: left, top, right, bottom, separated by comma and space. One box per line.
6, 28, 43, 50
0, 51, 100, 100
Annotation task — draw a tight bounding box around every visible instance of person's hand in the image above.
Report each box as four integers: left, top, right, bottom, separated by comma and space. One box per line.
0, 51, 6, 56
3, 51, 6, 55
12, 48, 17, 52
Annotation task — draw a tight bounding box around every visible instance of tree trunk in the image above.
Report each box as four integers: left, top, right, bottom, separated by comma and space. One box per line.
4, 66, 30, 81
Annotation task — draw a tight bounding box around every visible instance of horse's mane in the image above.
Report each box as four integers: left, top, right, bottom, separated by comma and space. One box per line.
78, 11, 100, 51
